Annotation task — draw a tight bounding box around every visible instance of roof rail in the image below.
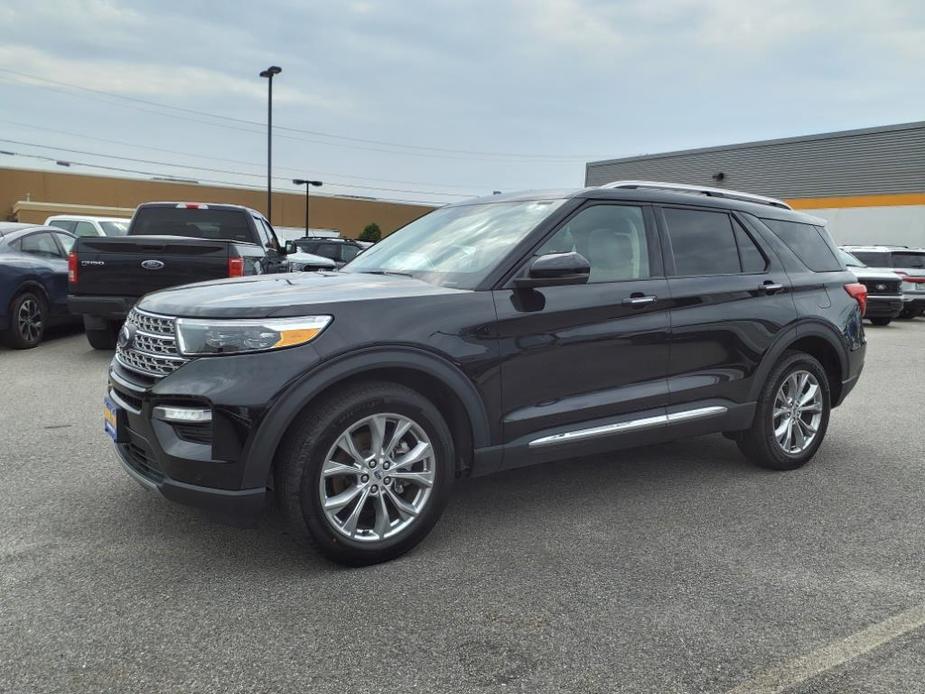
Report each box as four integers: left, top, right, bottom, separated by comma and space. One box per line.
599, 180, 793, 210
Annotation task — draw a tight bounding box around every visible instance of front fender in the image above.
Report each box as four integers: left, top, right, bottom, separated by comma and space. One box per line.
239, 346, 493, 488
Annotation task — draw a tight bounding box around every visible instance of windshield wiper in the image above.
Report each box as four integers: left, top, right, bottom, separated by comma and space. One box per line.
360, 270, 415, 278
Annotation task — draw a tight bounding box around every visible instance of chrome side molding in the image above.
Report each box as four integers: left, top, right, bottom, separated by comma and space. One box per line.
528, 405, 727, 448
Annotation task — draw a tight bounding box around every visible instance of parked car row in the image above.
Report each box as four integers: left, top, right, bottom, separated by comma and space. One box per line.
837, 245, 925, 325
1, 205, 371, 349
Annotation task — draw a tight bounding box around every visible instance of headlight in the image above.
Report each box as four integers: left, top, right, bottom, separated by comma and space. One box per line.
175, 316, 332, 356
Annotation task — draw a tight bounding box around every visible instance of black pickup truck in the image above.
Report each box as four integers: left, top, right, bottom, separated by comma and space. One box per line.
68, 202, 297, 349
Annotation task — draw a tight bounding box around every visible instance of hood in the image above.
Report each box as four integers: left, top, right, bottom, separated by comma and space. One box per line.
137, 270, 469, 318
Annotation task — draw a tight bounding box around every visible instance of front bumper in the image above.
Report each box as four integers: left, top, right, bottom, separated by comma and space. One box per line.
106, 341, 322, 523
865, 296, 903, 318
114, 440, 266, 525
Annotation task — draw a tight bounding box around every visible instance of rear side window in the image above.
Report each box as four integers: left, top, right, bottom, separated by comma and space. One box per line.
761, 219, 841, 271
892, 252, 925, 269
664, 208, 740, 275
99, 221, 129, 236
340, 244, 360, 262
131, 207, 254, 243
733, 220, 768, 273
20, 232, 64, 258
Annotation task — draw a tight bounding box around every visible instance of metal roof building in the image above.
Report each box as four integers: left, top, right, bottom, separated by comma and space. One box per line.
585, 122, 925, 247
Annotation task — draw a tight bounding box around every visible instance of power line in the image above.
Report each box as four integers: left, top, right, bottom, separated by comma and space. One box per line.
0, 139, 477, 198
0, 118, 481, 190
0, 67, 596, 161
0, 151, 454, 206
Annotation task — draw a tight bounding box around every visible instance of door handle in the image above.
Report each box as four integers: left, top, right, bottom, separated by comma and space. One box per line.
760, 281, 785, 294
622, 294, 657, 307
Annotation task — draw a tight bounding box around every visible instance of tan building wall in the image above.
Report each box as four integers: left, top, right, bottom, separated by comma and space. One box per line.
0, 167, 434, 238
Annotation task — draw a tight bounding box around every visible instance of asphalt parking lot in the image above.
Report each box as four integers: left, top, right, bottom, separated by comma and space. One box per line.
2, 321, 924, 694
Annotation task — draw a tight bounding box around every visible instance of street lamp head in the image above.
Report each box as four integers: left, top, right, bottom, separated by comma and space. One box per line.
293, 179, 323, 187
259, 65, 282, 78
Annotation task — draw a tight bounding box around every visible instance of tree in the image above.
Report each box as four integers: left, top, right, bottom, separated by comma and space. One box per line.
359, 223, 382, 242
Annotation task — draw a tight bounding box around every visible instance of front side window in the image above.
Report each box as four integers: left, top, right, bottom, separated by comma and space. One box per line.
761, 219, 841, 272
99, 221, 129, 236
536, 204, 650, 282
664, 208, 741, 275
344, 199, 565, 289
20, 232, 63, 258
74, 221, 98, 237
340, 244, 360, 262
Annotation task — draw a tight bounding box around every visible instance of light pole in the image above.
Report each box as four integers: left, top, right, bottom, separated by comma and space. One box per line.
293, 179, 322, 235
259, 65, 282, 223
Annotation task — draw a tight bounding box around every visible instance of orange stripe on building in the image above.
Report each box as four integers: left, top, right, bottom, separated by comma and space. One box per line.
786, 192, 925, 209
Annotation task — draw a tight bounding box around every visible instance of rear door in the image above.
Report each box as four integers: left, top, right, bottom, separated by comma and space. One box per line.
19, 231, 69, 313
657, 205, 797, 415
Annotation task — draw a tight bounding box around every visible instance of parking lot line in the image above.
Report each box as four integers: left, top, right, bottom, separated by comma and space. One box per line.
725, 603, 925, 694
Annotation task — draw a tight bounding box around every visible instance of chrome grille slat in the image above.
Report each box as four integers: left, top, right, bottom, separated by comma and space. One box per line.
118, 308, 189, 379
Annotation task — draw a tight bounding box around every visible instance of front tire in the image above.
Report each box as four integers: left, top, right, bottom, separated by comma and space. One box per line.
2, 291, 46, 349
737, 351, 831, 471
869, 317, 891, 326
277, 381, 455, 566
84, 317, 119, 350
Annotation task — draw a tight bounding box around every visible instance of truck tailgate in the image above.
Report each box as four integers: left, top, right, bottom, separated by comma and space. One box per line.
74, 236, 231, 297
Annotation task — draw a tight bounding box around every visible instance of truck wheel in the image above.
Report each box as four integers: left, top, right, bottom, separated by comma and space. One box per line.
737, 351, 831, 471
2, 291, 46, 349
277, 381, 455, 566
84, 317, 120, 350
869, 317, 891, 326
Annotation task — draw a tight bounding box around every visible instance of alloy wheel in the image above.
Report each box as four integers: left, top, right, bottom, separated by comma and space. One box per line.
772, 370, 823, 454
17, 298, 42, 344
319, 413, 436, 542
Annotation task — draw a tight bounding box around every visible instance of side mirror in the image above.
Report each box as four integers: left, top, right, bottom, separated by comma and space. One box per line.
514, 251, 590, 288
284, 241, 297, 254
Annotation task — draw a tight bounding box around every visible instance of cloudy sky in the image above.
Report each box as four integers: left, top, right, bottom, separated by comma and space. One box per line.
0, 0, 923, 205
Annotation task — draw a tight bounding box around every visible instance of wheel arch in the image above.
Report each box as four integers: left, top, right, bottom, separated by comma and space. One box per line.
241, 347, 492, 488
749, 321, 849, 406
8, 278, 50, 309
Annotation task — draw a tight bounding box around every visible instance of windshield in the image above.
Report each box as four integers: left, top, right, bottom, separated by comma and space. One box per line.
100, 221, 129, 236
893, 252, 925, 269
342, 199, 565, 288
838, 250, 865, 268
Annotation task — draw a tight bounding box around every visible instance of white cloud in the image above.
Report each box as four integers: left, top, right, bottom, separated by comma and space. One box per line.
0, 44, 347, 110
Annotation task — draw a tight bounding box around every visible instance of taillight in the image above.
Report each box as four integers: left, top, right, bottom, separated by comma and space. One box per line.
68, 250, 78, 284
228, 256, 244, 277
844, 282, 868, 316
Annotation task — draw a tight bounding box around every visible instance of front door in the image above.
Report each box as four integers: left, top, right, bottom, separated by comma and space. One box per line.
493, 202, 671, 467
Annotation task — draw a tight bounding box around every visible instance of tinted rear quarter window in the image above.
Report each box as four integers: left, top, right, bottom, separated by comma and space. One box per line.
761, 219, 841, 271
892, 252, 925, 269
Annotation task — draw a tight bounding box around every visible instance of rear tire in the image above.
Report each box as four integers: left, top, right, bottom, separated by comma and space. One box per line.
84, 317, 119, 350
869, 317, 891, 326
276, 381, 455, 566
2, 291, 46, 349
737, 351, 831, 471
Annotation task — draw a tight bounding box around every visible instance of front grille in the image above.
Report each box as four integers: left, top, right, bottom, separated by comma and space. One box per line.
860, 278, 901, 295
127, 309, 175, 335
117, 308, 189, 379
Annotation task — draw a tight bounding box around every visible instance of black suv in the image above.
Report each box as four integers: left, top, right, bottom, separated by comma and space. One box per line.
104, 182, 866, 565
293, 237, 364, 268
